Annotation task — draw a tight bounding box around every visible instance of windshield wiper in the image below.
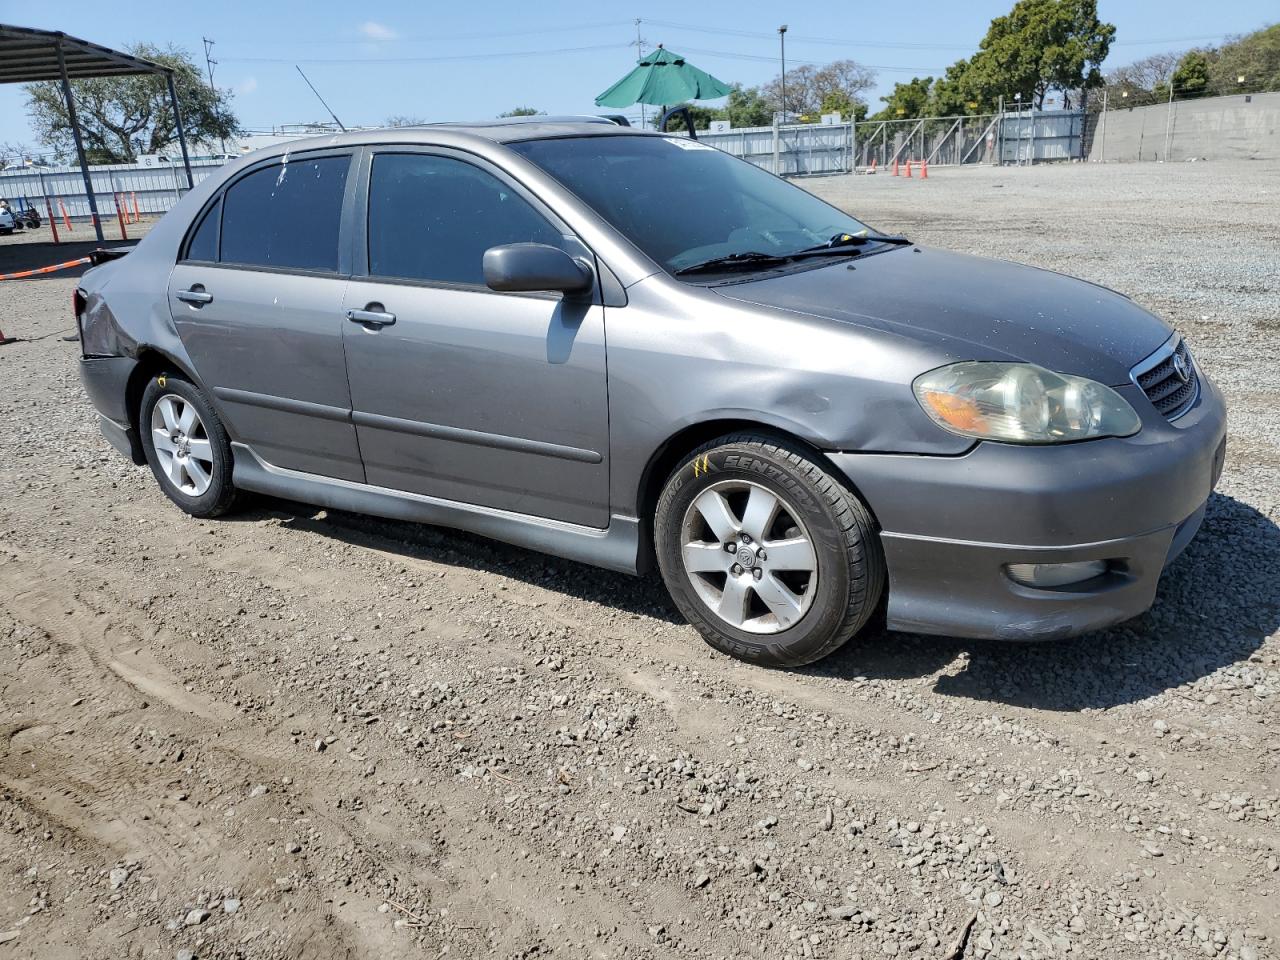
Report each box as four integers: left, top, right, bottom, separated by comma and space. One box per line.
673, 251, 791, 276
788, 232, 913, 257
675, 234, 914, 277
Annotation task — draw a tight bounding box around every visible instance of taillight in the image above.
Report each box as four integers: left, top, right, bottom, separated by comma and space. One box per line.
73, 289, 87, 349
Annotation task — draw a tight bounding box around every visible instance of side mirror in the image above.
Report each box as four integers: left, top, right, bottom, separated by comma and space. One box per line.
483, 243, 594, 295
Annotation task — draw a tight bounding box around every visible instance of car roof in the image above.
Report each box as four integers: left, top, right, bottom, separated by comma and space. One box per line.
239, 117, 659, 164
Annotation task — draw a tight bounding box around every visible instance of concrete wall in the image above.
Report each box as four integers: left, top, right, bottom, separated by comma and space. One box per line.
1089, 91, 1280, 162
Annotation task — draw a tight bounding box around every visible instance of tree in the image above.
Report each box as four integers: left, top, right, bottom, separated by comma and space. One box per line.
1169, 50, 1214, 99
385, 115, 427, 127
870, 76, 935, 121
23, 44, 238, 164
1207, 23, 1280, 95
649, 102, 721, 131
498, 106, 545, 117
1101, 52, 1179, 107
722, 84, 775, 127
961, 0, 1115, 109
762, 59, 875, 121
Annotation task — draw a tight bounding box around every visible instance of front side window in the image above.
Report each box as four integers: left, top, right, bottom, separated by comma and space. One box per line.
509, 135, 873, 274
367, 153, 562, 286
219, 155, 349, 271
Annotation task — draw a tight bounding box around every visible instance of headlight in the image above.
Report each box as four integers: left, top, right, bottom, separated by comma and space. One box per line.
913, 362, 1141, 444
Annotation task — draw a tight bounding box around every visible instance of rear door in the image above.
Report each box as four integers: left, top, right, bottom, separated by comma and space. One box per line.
341, 147, 610, 527
168, 151, 363, 481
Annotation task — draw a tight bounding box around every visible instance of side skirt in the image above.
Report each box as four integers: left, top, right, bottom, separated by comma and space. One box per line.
230, 443, 641, 575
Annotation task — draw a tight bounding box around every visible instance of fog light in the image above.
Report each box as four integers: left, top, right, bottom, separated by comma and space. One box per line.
1006, 560, 1107, 588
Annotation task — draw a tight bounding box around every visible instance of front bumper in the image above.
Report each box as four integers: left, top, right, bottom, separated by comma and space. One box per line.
830, 376, 1228, 641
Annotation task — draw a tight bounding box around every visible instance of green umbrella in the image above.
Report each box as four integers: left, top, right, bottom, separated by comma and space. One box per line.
594, 45, 732, 108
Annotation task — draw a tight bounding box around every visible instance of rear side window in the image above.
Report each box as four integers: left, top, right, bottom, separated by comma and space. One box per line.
184, 199, 219, 262
367, 153, 561, 285
220, 155, 349, 272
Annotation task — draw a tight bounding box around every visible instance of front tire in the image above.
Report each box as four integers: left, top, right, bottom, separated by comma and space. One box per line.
139, 372, 240, 518
654, 433, 885, 667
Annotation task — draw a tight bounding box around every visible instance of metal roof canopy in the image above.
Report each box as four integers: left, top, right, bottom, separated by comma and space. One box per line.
0, 23, 193, 241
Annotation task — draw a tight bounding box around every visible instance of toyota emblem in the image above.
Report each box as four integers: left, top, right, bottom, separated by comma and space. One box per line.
1172, 352, 1191, 384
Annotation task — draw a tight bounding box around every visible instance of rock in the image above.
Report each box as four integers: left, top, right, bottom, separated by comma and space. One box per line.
108, 867, 129, 889
693, 874, 710, 889
176, 950, 196, 960
984, 891, 1004, 908
287, 842, 302, 854
826, 904, 860, 920
183, 908, 210, 926
249, 784, 269, 797
222, 898, 241, 914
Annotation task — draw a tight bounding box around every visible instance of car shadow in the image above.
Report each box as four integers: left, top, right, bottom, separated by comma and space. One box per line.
809, 492, 1279, 711
226, 496, 685, 625
231, 490, 1277, 711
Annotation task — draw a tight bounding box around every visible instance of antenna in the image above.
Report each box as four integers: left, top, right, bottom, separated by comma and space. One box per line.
295, 65, 347, 132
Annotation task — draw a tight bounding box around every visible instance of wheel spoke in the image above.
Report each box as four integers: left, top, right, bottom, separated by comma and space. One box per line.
184, 456, 211, 493
753, 573, 804, 628
177, 402, 198, 434
717, 575, 752, 627
693, 489, 739, 543
185, 438, 213, 463
683, 541, 729, 574
739, 486, 779, 542
157, 397, 179, 433
764, 536, 816, 572
152, 428, 177, 454
164, 452, 185, 488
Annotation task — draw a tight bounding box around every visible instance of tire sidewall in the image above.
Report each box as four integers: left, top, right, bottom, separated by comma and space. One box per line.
655, 441, 856, 665
139, 373, 235, 518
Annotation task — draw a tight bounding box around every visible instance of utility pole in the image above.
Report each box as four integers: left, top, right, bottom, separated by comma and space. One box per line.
634, 19, 646, 128
778, 25, 788, 125
1163, 77, 1175, 161
202, 37, 225, 153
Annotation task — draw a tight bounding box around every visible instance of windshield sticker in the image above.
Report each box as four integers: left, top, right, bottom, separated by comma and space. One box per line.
665, 138, 715, 151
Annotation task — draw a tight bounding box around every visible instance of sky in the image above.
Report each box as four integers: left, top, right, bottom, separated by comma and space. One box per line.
0, 0, 1275, 150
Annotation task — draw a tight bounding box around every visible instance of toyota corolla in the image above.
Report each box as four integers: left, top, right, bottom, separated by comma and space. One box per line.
75, 118, 1227, 667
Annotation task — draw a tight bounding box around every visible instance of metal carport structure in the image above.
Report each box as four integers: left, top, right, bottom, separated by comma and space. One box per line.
0, 23, 193, 241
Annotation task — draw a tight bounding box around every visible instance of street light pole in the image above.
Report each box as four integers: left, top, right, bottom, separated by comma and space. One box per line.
778, 25, 788, 125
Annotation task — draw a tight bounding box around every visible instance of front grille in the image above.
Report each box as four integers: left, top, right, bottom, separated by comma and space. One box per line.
1133, 337, 1199, 420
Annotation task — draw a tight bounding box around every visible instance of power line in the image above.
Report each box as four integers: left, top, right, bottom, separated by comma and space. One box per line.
223, 20, 635, 45
221, 42, 633, 65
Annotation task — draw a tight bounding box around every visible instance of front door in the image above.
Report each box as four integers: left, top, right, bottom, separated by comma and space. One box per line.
341, 149, 610, 527
168, 151, 363, 482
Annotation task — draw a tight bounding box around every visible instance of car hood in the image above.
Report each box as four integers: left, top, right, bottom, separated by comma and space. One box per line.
712, 246, 1172, 385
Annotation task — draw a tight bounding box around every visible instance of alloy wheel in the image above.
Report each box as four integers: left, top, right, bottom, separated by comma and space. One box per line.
679, 480, 818, 634
150, 394, 215, 497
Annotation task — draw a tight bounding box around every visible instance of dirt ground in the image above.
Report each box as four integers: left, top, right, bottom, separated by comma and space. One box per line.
0, 161, 1277, 960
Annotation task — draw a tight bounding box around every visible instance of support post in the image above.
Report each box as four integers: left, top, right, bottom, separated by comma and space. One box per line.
1098, 89, 1108, 162
56, 39, 104, 242
167, 70, 195, 191
1163, 79, 1175, 162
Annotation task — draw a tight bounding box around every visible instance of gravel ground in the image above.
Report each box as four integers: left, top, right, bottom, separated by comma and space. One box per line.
0, 160, 1277, 960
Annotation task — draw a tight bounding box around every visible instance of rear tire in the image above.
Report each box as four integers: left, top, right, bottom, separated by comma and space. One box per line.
654, 433, 885, 668
139, 372, 240, 518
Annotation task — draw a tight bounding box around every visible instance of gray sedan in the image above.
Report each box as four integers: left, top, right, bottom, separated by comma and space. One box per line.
76, 119, 1226, 666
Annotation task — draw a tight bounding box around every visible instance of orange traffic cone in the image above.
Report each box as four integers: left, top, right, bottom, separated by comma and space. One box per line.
892, 158, 899, 176
905, 159, 913, 178
921, 159, 929, 179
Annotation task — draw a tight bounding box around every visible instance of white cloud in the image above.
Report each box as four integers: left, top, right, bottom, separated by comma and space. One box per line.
234, 77, 258, 96
359, 21, 398, 41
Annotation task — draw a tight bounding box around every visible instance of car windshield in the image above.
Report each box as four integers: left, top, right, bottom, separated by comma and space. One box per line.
508, 135, 875, 275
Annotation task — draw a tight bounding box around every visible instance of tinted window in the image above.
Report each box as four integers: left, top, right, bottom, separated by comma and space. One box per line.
220, 156, 349, 271
368, 153, 561, 285
510, 136, 872, 273
184, 199, 219, 262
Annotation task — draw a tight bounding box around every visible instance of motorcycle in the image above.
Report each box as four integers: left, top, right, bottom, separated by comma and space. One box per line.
20, 207, 40, 229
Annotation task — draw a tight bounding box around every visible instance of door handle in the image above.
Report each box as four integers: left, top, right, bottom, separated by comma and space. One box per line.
346, 307, 396, 328
177, 287, 213, 305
